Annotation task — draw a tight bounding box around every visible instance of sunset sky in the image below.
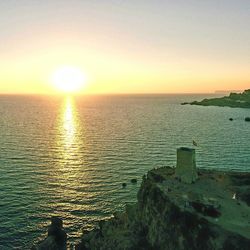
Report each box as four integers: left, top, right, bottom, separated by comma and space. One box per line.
0, 0, 249, 94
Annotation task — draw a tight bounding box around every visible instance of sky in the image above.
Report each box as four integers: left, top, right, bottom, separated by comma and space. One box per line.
0, 0, 249, 94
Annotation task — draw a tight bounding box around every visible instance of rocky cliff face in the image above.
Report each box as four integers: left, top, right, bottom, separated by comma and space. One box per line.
75, 167, 250, 250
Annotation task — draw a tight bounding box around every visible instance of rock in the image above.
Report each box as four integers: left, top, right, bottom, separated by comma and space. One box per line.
229, 118, 233, 121
48, 217, 67, 246
190, 201, 221, 217
33, 236, 58, 250
131, 178, 137, 184
33, 217, 67, 250
245, 117, 250, 122
122, 183, 127, 188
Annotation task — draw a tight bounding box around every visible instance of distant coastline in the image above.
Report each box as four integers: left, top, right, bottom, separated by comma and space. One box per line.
214, 90, 242, 94
182, 89, 250, 108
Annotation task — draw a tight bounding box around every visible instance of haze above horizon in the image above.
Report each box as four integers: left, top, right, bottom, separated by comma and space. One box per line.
0, 0, 249, 94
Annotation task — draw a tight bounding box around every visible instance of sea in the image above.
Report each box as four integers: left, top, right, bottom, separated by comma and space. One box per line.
0, 94, 249, 249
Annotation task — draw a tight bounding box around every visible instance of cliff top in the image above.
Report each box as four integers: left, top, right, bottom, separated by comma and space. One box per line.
148, 167, 250, 239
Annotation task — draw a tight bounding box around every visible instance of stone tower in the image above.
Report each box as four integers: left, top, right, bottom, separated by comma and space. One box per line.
175, 147, 198, 184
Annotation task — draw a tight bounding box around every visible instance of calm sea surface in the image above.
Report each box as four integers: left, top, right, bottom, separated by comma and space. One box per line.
0, 94, 250, 248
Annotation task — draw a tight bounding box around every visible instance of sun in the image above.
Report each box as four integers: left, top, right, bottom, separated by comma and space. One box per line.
52, 66, 86, 93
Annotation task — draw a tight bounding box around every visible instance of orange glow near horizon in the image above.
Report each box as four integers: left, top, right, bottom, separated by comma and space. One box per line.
0, 2, 249, 94
0, 50, 248, 95
0, 43, 248, 95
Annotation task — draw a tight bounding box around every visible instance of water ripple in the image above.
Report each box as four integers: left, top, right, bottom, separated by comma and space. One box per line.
0, 94, 250, 248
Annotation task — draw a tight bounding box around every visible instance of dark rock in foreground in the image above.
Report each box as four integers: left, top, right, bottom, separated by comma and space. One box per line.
182, 89, 250, 108
32, 217, 67, 250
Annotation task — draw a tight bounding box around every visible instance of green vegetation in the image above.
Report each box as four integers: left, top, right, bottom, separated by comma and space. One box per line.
182, 89, 250, 108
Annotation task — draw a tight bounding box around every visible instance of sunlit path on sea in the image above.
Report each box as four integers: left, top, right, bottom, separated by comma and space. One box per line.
57, 96, 83, 165
45, 97, 96, 242
43, 96, 116, 244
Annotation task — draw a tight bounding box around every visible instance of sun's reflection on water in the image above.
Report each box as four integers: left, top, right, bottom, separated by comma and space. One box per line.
55, 96, 84, 163
50, 96, 87, 243
49, 96, 109, 243
63, 97, 77, 152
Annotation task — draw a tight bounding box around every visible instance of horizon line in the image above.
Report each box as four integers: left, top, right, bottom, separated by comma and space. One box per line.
0, 91, 240, 96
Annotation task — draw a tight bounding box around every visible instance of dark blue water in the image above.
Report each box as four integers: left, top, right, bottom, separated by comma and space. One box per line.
0, 94, 249, 249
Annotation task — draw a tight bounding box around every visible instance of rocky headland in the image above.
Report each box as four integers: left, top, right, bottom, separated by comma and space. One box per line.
34, 148, 250, 250
182, 89, 250, 108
